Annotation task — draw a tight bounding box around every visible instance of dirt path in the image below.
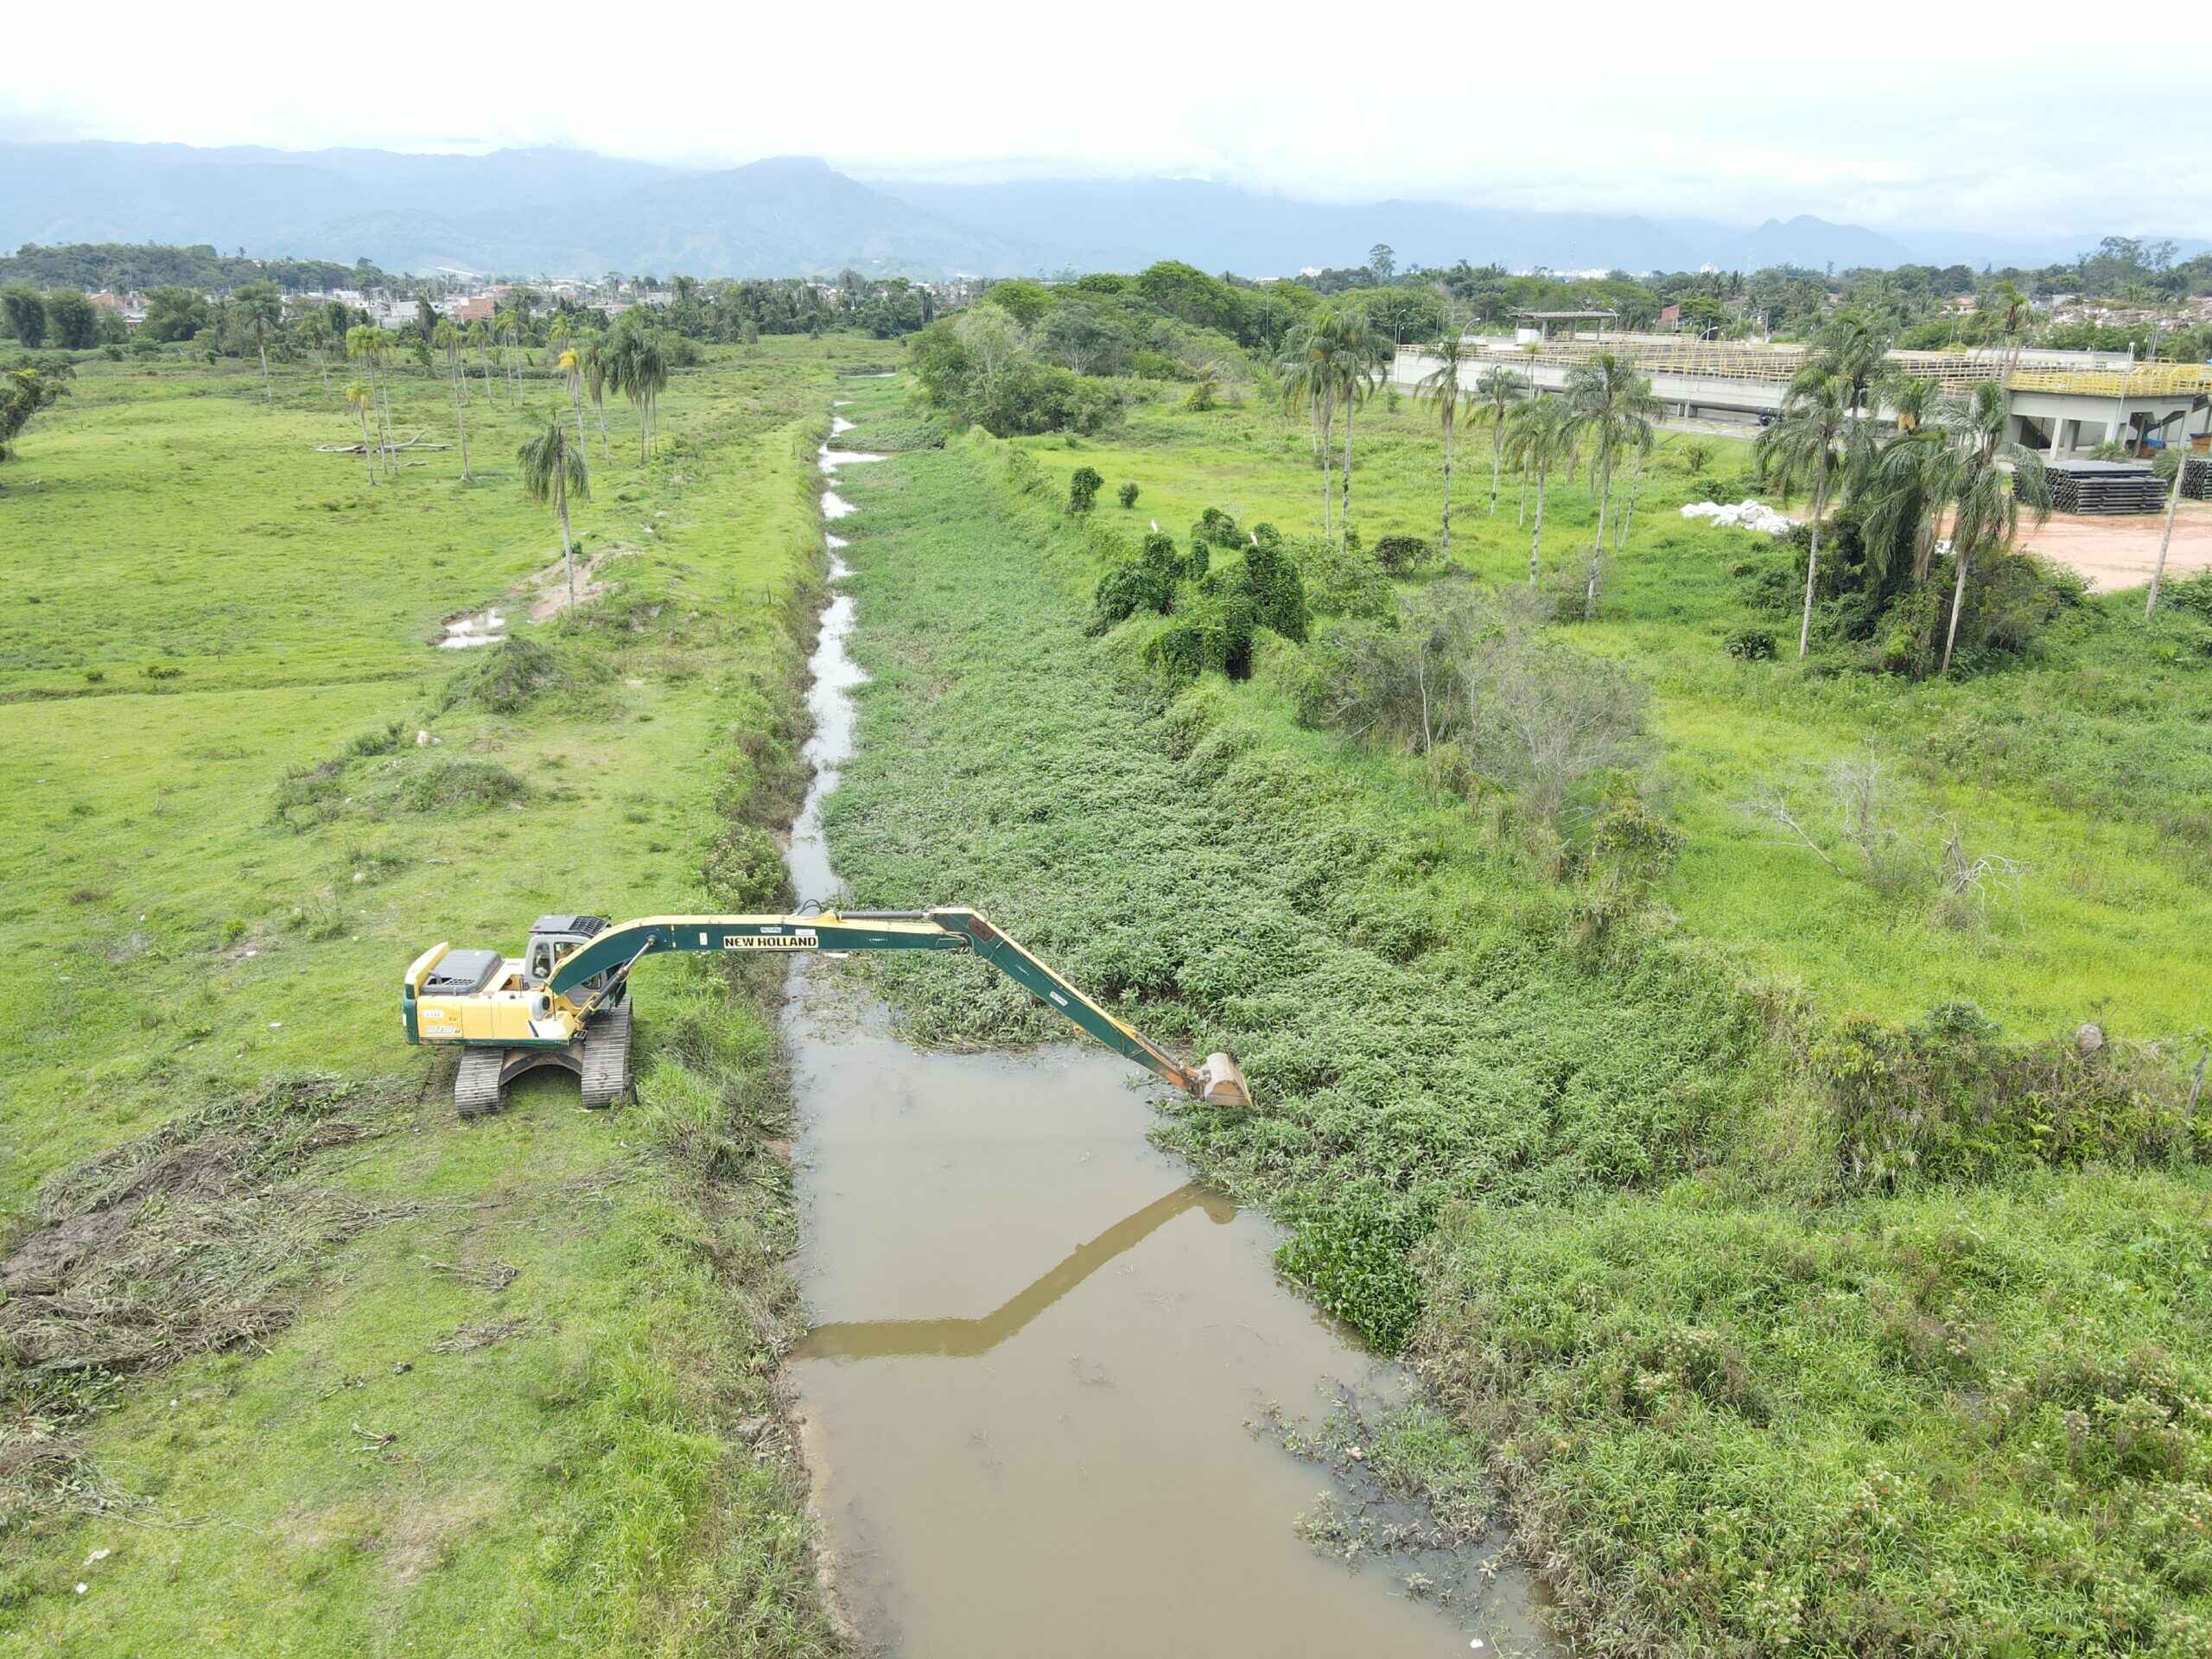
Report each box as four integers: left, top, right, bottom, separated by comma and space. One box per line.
2019, 499, 2212, 593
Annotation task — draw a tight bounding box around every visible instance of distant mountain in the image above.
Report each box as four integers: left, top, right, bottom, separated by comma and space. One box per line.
0, 143, 1025, 279
0, 140, 2152, 280
874, 176, 1731, 275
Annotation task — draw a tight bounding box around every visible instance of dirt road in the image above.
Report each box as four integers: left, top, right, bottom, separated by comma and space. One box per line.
2019, 499, 2212, 594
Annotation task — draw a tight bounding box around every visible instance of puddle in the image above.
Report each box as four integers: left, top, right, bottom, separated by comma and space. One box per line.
436, 607, 505, 649
783, 416, 1541, 1657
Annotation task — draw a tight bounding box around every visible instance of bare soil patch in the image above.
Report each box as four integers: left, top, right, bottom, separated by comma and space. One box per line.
2017, 499, 2212, 593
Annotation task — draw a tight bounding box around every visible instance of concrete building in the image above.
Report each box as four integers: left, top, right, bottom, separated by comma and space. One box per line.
1391, 334, 2212, 457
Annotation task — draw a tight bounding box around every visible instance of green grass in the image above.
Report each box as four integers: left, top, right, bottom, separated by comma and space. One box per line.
1016, 390, 2212, 1037
0, 339, 869, 1654
819, 377, 2212, 1656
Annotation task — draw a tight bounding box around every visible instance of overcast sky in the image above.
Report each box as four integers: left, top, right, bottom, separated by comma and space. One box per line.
9, 0, 2207, 235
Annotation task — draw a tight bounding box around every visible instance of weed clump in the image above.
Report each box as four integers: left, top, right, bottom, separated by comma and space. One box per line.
398, 758, 531, 814
438, 634, 560, 715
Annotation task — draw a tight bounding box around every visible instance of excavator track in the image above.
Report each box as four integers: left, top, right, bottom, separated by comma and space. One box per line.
581, 1004, 633, 1109
453, 1046, 508, 1118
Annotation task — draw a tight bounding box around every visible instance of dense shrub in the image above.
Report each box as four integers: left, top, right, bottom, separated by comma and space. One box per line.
1723, 625, 1777, 660
1067, 466, 1103, 513
1192, 506, 1242, 549
1812, 1000, 2203, 1188
1372, 534, 1431, 575
1117, 480, 1139, 509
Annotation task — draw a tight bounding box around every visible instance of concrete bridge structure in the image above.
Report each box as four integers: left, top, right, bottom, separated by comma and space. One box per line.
1389, 334, 2212, 459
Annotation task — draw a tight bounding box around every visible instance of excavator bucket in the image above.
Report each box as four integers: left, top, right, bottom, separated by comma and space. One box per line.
1193, 1052, 1253, 1111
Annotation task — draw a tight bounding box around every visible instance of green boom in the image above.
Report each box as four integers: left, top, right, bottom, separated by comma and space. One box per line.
543, 906, 1249, 1107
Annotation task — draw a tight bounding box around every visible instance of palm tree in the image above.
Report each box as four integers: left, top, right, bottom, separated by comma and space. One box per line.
346, 325, 397, 475
1276, 320, 1340, 537
432, 319, 472, 481
518, 416, 590, 610
236, 282, 282, 401
344, 380, 377, 486
1757, 373, 1851, 658
1792, 310, 1889, 424
466, 319, 496, 400
1563, 352, 1662, 619
1503, 397, 1573, 587
1325, 305, 1389, 536
1612, 421, 1659, 551
1939, 380, 2049, 675
1414, 331, 1469, 560
298, 311, 332, 391
579, 332, 611, 456
607, 326, 671, 461
495, 302, 526, 399
1474, 366, 1526, 517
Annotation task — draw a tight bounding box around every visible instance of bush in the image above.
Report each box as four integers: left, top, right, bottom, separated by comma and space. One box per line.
2163, 570, 2212, 619
1372, 535, 1431, 576
1067, 466, 1103, 514
1194, 506, 1242, 550
1723, 626, 1777, 661
398, 760, 531, 815
1812, 1001, 2204, 1188
1118, 480, 1140, 509
1086, 531, 1185, 634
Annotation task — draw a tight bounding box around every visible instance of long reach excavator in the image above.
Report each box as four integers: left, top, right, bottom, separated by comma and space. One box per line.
403, 907, 1251, 1117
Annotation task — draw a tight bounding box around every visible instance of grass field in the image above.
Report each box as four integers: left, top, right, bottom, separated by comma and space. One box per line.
0, 340, 868, 1653
818, 374, 2212, 1656
1014, 390, 2212, 1039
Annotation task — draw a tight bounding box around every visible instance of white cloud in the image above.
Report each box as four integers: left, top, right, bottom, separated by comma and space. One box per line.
10, 0, 2209, 234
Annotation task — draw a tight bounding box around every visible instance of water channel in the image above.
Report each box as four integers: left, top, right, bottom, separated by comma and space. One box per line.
779, 415, 1541, 1657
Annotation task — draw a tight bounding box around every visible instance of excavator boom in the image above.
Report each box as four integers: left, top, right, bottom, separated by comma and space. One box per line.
407, 906, 1249, 1112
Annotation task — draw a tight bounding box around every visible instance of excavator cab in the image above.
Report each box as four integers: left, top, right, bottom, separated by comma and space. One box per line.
524, 914, 615, 998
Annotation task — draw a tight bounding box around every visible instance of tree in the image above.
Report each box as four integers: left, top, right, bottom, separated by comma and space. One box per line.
1757, 373, 1851, 658
518, 417, 590, 611
342, 380, 377, 486
1474, 366, 1526, 516
606, 321, 670, 460
0, 364, 71, 484
43, 289, 97, 350
495, 301, 527, 399
1325, 304, 1390, 536
1562, 353, 1661, 618
136, 289, 208, 344
1503, 396, 1573, 587
1368, 244, 1396, 283
982, 279, 1053, 327
432, 319, 472, 481
3, 287, 48, 347
1414, 330, 1468, 560
1276, 319, 1341, 537
952, 304, 1027, 432
579, 332, 611, 455
466, 318, 496, 400
298, 310, 333, 390
1939, 381, 2049, 675
234, 281, 281, 400
345, 325, 397, 475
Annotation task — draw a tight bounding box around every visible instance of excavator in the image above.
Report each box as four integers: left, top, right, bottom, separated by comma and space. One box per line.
402, 907, 1251, 1117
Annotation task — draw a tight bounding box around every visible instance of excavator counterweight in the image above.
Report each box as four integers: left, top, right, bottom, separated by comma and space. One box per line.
404, 906, 1250, 1117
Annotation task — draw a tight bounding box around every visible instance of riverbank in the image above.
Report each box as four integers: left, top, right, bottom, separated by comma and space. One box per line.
814, 384, 2212, 1656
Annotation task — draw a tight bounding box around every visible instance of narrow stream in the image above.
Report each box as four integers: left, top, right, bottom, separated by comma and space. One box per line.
781, 416, 1541, 1656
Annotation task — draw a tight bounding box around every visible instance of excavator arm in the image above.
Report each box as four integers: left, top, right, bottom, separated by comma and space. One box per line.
543, 906, 1250, 1108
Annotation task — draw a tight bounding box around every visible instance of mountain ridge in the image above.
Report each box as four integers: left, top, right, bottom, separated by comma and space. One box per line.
0, 139, 2172, 279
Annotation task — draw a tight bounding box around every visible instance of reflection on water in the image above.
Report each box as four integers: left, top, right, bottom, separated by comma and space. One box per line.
796, 1181, 1235, 1360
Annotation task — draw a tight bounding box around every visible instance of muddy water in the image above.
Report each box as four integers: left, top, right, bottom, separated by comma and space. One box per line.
783, 427, 1540, 1656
